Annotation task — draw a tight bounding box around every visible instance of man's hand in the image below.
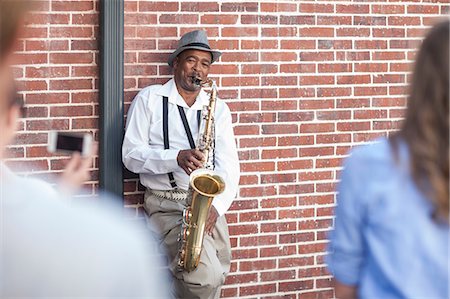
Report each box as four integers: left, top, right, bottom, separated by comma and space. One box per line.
177, 149, 204, 175
205, 206, 219, 236
58, 143, 96, 195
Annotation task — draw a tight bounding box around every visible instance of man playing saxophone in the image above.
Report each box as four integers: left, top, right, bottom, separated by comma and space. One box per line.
122, 30, 240, 299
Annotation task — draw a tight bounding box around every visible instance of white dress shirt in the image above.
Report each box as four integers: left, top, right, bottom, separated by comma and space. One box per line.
0, 163, 170, 297
122, 78, 240, 216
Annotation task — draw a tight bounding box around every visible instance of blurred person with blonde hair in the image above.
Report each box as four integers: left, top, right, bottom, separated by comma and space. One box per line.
0, 1, 170, 297
327, 20, 449, 299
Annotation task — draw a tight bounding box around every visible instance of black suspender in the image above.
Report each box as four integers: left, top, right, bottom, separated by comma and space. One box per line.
177, 105, 197, 149
162, 96, 202, 188
162, 96, 177, 188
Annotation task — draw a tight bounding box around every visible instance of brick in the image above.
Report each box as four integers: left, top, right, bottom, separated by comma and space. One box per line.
242, 64, 277, 74
181, 2, 219, 12
50, 79, 93, 90
300, 27, 334, 37
228, 224, 258, 236
262, 27, 297, 37
300, 52, 334, 62
261, 149, 297, 160
50, 105, 93, 117
50, 27, 93, 38
221, 288, 237, 298
279, 280, 314, 292
26, 119, 69, 131
136, 27, 177, 38
261, 222, 296, 233
299, 3, 334, 13
201, 14, 238, 24
260, 245, 296, 258
240, 162, 275, 172
221, 2, 258, 12
337, 4, 369, 14
13, 53, 48, 65
26, 67, 70, 78
317, 16, 351, 26
407, 5, 439, 14
241, 39, 278, 50
241, 15, 278, 25
280, 16, 315, 25
278, 208, 314, 219
139, 2, 178, 11
221, 52, 258, 62
72, 13, 99, 25
261, 52, 297, 62
231, 249, 258, 260
262, 124, 298, 135
261, 100, 297, 111
50, 53, 93, 64
279, 257, 314, 268
261, 3, 296, 12
26, 93, 69, 104
52, 0, 94, 11
239, 211, 277, 222
239, 186, 277, 197
261, 197, 297, 209
260, 270, 296, 282
318, 40, 352, 50
336, 28, 370, 37
281, 40, 316, 50
225, 273, 257, 284
279, 184, 314, 195
159, 14, 198, 24
240, 235, 277, 247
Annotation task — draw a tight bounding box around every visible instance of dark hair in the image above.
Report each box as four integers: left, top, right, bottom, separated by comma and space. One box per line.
0, 0, 29, 62
391, 20, 449, 223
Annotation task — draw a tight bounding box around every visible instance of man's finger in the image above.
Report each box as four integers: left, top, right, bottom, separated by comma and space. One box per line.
180, 164, 190, 175
192, 149, 205, 161
65, 153, 81, 172
188, 156, 203, 168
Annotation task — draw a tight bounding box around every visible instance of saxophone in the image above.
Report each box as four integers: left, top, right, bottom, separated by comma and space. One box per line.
178, 78, 226, 272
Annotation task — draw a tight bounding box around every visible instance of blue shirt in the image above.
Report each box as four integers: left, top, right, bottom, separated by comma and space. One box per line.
327, 138, 449, 299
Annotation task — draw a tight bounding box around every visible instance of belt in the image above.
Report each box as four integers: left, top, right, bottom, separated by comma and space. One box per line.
149, 189, 189, 201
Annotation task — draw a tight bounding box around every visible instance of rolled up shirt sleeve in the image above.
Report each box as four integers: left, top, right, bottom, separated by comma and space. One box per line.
326, 153, 365, 286
122, 91, 180, 175
211, 103, 240, 217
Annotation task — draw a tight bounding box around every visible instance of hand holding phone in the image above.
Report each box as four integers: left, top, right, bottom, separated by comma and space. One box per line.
48, 131, 92, 157
48, 131, 95, 194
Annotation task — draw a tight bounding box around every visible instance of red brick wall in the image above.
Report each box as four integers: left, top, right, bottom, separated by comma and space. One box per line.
7, 0, 449, 297
7, 0, 99, 195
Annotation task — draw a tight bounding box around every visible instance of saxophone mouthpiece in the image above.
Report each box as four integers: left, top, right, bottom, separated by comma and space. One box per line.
191, 76, 202, 87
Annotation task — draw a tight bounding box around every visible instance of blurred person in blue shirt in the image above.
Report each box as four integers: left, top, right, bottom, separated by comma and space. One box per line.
0, 1, 171, 297
327, 20, 449, 299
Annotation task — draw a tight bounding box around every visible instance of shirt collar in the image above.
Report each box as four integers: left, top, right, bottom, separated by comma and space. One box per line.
156, 78, 209, 110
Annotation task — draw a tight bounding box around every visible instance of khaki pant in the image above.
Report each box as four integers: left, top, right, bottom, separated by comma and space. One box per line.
144, 190, 231, 299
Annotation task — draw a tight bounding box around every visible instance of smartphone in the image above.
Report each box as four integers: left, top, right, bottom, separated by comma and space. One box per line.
48, 131, 92, 157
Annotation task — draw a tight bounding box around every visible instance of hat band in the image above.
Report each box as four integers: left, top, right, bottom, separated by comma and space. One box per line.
182, 42, 211, 50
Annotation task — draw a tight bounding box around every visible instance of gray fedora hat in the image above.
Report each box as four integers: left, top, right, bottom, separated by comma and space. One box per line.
167, 30, 222, 67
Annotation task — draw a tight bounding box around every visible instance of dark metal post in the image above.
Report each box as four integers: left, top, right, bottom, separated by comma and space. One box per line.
99, 0, 124, 197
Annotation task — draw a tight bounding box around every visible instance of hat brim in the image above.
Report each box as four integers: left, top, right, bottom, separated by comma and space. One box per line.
168, 46, 222, 67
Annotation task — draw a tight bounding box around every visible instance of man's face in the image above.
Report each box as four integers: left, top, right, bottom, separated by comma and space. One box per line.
173, 49, 212, 92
